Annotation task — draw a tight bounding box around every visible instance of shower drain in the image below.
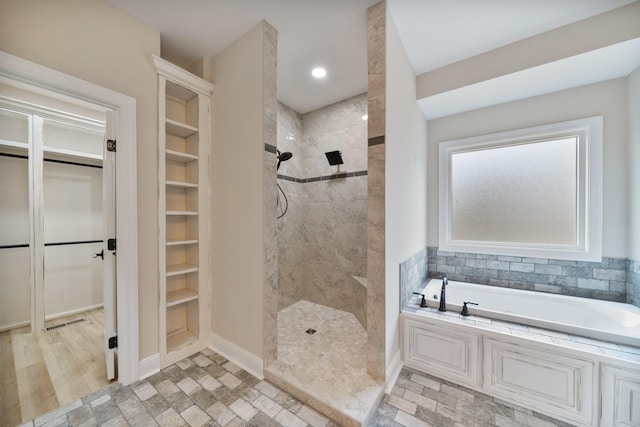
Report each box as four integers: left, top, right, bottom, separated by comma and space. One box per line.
305, 328, 317, 335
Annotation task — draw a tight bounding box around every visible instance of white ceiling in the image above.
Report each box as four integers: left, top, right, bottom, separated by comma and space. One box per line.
108, 0, 637, 114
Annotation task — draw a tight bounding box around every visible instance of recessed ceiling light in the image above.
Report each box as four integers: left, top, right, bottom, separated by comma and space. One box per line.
312, 67, 327, 79
362, 114, 368, 121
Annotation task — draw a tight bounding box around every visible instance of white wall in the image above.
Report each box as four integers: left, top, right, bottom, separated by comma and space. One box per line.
384, 9, 427, 373
210, 22, 268, 359
0, 0, 161, 359
427, 79, 628, 258
629, 66, 640, 260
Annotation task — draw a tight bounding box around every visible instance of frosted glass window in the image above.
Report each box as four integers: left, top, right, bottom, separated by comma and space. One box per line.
451, 138, 577, 245
438, 117, 603, 261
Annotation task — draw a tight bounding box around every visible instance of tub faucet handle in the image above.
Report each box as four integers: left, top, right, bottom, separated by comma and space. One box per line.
461, 301, 479, 317
412, 292, 428, 308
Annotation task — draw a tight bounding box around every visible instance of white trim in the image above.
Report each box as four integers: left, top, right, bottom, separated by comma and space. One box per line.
44, 304, 104, 322
209, 332, 264, 380
151, 55, 214, 96
438, 116, 603, 262
0, 51, 140, 385
385, 349, 403, 394
138, 353, 161, 380
0, 320, 30, 333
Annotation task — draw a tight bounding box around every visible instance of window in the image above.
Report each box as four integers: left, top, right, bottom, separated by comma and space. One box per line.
439, 117, 602, 261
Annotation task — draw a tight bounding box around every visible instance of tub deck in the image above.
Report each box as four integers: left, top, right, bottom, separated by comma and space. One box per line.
404, 294, 640, 364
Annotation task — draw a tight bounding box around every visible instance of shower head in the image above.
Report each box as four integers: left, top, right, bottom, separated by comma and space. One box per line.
277, 150, 293, 170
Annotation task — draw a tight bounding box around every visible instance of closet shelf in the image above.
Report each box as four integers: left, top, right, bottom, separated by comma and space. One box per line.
166, 239, 198, 246
166, 210, 198, 216
167, 330, 198, 353
166, 289, 199, 307
44, 146, 103, 165
166, 263, 198, 276
166, 149, 198, 163
166, 180, 198, 188
0, 138, 29, 153
166, 118, 198, 137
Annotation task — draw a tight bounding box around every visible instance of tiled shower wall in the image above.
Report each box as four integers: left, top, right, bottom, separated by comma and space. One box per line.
400, 247, 640, 308
276, 95, 369, 328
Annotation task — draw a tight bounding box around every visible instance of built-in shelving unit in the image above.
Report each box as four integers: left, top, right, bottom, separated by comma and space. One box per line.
153, 55, 213, 367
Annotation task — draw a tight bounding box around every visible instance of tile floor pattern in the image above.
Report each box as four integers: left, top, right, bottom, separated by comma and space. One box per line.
23, 349, 574, 427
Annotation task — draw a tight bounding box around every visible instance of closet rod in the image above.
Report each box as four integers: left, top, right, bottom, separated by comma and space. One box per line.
0, 239, 103, 250
0, 152, 102, 169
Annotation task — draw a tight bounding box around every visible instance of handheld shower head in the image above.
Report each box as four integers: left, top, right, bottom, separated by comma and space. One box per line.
276, 150, 293, 170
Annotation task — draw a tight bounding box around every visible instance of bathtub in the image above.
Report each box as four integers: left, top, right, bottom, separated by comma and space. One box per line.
420, 279, 640, 347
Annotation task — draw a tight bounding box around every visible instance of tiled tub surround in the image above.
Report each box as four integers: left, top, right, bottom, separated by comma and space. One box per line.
276, 95, 368, 328
427, 247, 633, 303
629, 258, 640, 306
399, 247, 428, 309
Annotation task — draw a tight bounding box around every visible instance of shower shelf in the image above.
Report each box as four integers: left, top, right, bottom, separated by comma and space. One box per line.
166, 150, 198, 162
166, 118, 198, 137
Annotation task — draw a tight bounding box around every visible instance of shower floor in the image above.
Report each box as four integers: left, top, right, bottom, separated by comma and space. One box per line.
264, 300, 384, 427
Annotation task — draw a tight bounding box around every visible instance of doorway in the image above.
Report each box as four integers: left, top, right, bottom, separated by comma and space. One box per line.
0, 51, 139, 426
0, 81, 116, 424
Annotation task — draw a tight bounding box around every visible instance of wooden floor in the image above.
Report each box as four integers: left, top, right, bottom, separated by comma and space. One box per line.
0, 309, 113, 426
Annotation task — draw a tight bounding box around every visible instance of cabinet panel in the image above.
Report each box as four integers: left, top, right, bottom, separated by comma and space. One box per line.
403, 318, 479, 387
483, 337, 594, 425
601, 363, 640, 426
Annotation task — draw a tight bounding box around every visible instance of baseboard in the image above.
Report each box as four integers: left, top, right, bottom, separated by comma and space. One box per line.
45, 304, 104, 322
386, 348, 403, 394
0, 320, 30, 333
138, 353, 160, 380
209, 332, 264, 380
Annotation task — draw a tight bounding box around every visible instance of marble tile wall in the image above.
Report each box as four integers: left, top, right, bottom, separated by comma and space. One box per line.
262, 21, 278, 366
428, 247, 631, 303
399, 247, 428, 309
628, 259, 640, 307
366, 0, 387, 382
276, 95, 369, 328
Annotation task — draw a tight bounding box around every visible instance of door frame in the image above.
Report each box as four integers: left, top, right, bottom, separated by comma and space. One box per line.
0, 51, 140, 385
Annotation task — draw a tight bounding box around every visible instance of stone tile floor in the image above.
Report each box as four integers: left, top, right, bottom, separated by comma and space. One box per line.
23, 349, 572, 427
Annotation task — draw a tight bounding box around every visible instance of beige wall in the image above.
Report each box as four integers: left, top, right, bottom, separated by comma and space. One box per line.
210, 22, 268, 359
629, 66, 640, 260
416, 2, 640, 99
427, 78, 629, 258
0, 0, 161, 359
384, 8, 427, 375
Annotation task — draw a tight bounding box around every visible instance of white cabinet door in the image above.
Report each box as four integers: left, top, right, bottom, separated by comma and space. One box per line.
403, 317, 480, 387
483, 337, 594, 426
601, 363, 640, 427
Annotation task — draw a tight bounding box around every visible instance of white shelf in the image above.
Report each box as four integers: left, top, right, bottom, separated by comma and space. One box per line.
166, 210, 198, 216
166, 118, 198, 137
0, 138, 29, 152
166, 239, 198, 246
43, 146, 102, 164
167, 329, 198, 353
166, 263, 198, 276
166, 180, 198, 188
166, 289, 199, 307
166, 149, 197, 163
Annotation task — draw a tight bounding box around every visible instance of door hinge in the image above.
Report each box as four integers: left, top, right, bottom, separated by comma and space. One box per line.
108, 238, 116, 251
108, 335, 118, 349
107, 139, 116, 152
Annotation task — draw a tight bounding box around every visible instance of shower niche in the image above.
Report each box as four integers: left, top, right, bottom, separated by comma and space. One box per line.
154, 56, 213, 367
